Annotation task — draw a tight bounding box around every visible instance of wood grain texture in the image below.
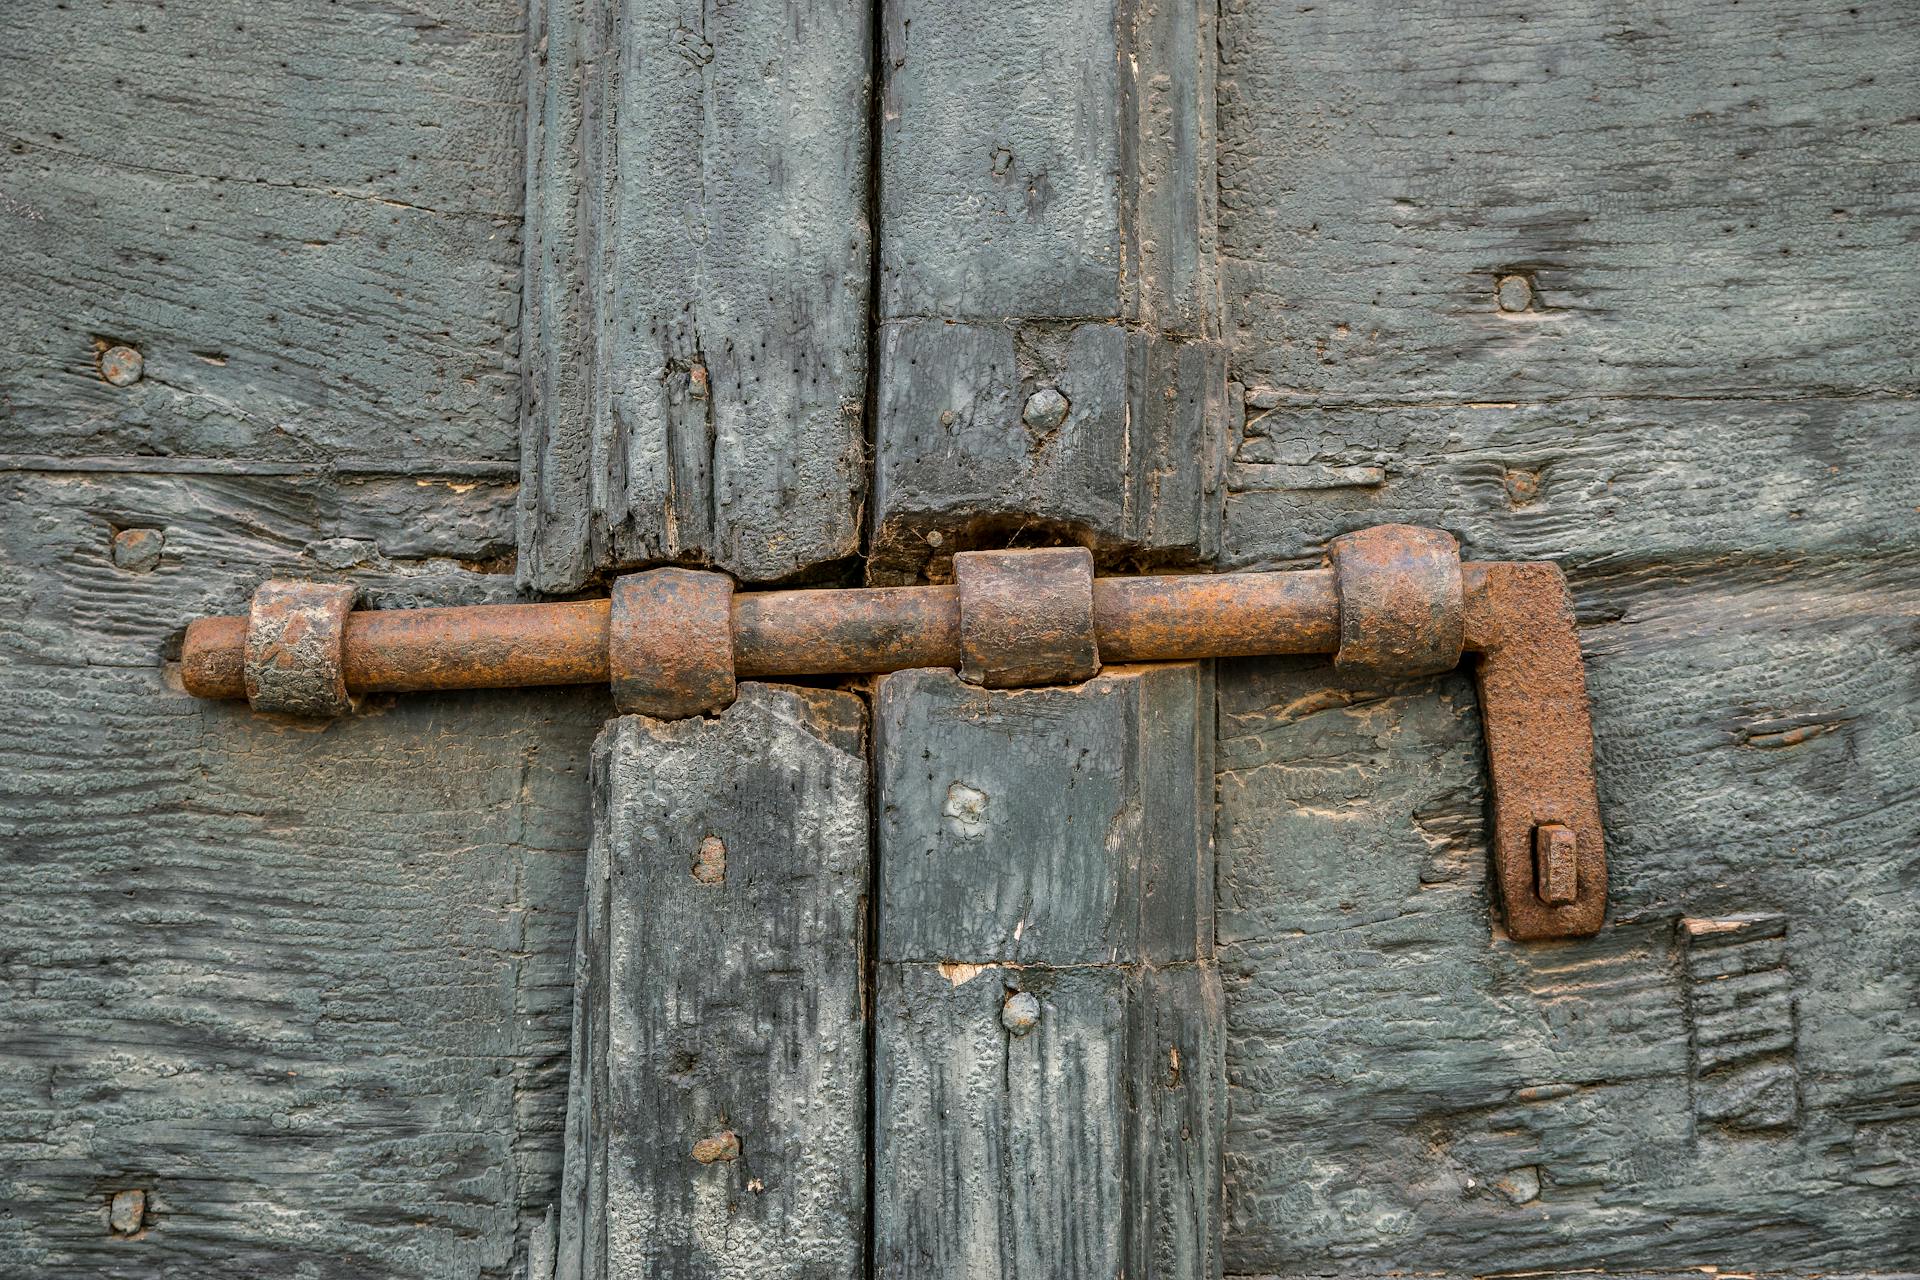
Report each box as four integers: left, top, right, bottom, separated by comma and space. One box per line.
1218, 1, 1920, 405
0, 475, 601, 1279
0, 0, 528, 467
1215, 565, 1920, 1274
547, 686, 871, 1280
870, 0, 1225, 582
876, 964, 1224, 1280
517, 0, 872, 592
1222, 394, 1920, 571
878, 0, 1216, 327
874, 664, 1224, 1279
869, 318, 1226, 584
875, 664, 1213, 966
1217, 0, 1920, 577
0, 5, 596, 1267
1215, 5, 1919, 1269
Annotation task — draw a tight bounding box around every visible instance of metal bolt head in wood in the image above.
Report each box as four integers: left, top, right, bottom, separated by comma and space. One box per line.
1001, 991, 1042, 1036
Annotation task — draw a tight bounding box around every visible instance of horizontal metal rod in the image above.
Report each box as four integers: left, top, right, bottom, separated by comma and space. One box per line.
176, 540, 1604, 940
179, 568, 1380, 700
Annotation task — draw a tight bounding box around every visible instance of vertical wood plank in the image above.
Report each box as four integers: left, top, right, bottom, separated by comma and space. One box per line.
870, 0, 1224, 582
549, 684, 870, 1278
519, 0, 873, 592
873, 665, 1223, 1279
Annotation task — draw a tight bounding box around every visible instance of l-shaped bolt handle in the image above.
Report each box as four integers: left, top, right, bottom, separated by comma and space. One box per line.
180, 525, 1605, 940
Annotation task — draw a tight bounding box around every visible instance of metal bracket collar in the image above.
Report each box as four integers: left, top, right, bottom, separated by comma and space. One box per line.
180, 526, 1607, 940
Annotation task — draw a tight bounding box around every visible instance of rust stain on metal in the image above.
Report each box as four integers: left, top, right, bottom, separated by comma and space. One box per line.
1092, 570, 1339, 661
184, 602, 610, 701
1326, 524, 1464, 678
733, 585, 961, 677
610, 568, 734, 718
243, 580, 356, 717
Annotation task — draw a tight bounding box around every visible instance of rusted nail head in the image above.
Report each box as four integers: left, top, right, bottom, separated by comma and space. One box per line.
1002, 991, 1041, 1036
108, 1189, 146, 1235
100, 345, 144, 386
1495, 274, 1534, 313
111, 527, 164, 573
692, 835, 726, 885
692, 1130, 740, 1164
1021, 387, 1069, 432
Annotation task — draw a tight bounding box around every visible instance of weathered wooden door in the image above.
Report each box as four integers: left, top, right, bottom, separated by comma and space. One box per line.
3, 1, 1914, 1277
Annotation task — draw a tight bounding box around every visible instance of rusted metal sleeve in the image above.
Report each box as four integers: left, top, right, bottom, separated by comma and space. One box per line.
956, 547, 1100, 687
1092, 570, 1340, 661
732, 586, 962, 677
1327, 526, 1464, 677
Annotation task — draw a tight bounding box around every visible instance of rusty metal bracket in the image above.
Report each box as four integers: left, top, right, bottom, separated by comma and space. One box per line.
954, 546, 1099, 688
244, 580, 357, 717
610, 567, 735, 718
1465, 561, 1607, 939
180, 527, 1607, 939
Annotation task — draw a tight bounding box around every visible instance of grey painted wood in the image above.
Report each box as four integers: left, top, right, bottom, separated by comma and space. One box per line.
547, 686, 871, 1279
1221, 394, 1920, 571
869, 318, 1226, 583
0, 0, 527, 469
1215, 3, 1920, 1273
0, 3, 597, 1272
1217, 1, 1919, 405
870, 0, 1225, 582
873, 664, 1224, 1279
1215, 570, 1920, 1272
0, 474, 601, 1279
517, 0, 872, 592
875, 664, 1213, 966
878, 0, 1216, 327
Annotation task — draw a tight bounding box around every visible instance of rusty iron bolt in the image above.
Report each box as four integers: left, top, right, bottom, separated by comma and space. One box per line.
100, 345, 144, 386
1002, 991, 1041, 1036
1495, 274, 1534, 313
111, 527, 164, 573
175, 529, 1608, 941
1022, 387, 1069, 432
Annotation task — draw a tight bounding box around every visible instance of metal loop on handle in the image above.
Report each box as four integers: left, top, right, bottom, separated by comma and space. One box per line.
245, 580, 357, 717
1327, 525, 1464, 678
609, 568, 736, 718
954, 547, 1100, 688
